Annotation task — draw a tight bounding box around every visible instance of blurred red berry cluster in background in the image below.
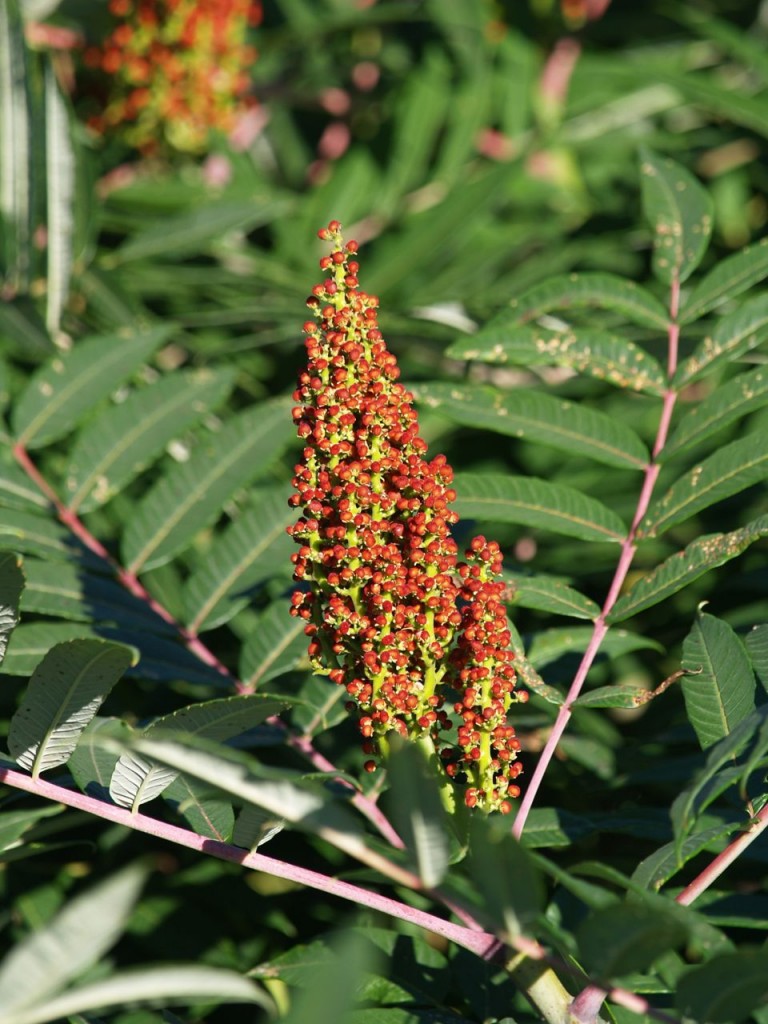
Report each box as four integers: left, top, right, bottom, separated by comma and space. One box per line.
82, 0, 262, 154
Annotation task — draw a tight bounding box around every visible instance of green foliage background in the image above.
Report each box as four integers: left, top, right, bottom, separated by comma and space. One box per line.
1, 1, 768, 1022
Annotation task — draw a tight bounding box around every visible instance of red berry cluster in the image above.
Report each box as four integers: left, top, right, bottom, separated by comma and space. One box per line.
83, 0, 261, 154
288, 222, 526, 813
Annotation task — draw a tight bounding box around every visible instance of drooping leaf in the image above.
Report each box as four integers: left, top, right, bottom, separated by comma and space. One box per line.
239, 602, 308, 691
526, 626, 662, 669
0, 863, 147, 1015
664, 366, 768, 458
639, 147, 713, 285
0, 551, 23, 666
162, 775, 235, 842
183, 488, 295, 633
681, 612, 756, 750
67, 716, 134, 802
674, 294, 768, 386
413, 383, 649, 469
232, 803, 285, 851
641, 431, 768, 538
122, 397, 294, 573
0, 805, 64, 856
506, 271, 670, 330
676, 950, 768, 1024
386, 738, 451, 888
746, 624, 768, 692
110, 694, 285, 812
467, 817, 543, 937
64, 367, 236, 513
504, 572, 599, 620
452, 473, 627, 544
12, 327, 171, 449
0, 0, 33, 292
576, 901, 688, 978
609, 515, 768, 622
446, 327, 666, 396
8, 639, 136, 776
43, 61, 75, 339
680, 236, 768, 324
631, 824, 737, 892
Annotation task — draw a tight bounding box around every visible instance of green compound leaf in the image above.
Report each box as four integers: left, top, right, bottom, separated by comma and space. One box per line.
506, 271, 670, 330
577, 901, 688, 978
504, 572, 599, 621
414, 383, 648, 469
664, 366, 768, 458
446, 327, 665, 396
8, 639, 135, 777
239, 602, 308, 691
110, 694, 285, 812
12, 327, 171, 449
676, 950, 768, 1024
639, 147, 713, 285
609, 515, 768, 622
674, 294, 768, 386
641, 430, 768, 538
65, 366, 236, 513
681, 611, 756, 750
0, 551, 23, 667
680, 235, 768, 324
631, 823, 737, 892
453, 473, 627, 544
122, 396, 294, 573
183, 488, 295, 634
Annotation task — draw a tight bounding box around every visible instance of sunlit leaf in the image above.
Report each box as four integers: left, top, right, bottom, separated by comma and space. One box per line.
239, 602, 308, 691
527, 626, 661, 670
674, 294, 768, 386
680, 236, 768, 324
505, 572, 599, 620
43, 61, 75, 338
664, 366, 768, 457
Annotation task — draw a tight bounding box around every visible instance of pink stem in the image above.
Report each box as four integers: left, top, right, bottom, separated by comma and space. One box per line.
676, 802, 768, 906
513, 275, 681, 841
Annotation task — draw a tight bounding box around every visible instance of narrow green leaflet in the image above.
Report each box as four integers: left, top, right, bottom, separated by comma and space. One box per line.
8, 639, 135, 777
239, 602, 308, 690
576, 901, 688, 977
1, 622, 100, 676
573, 678, 675, 710
681, 612, 756, 750
68, 717, 134, 802
183, 488, 295, 633
664, 366, 768, 458
609, 515, 768, 622
0, 552, 23, 666
0, 864, 147, 1016
43, 61, 75, 338
518, 808, 595, 849
641, 431, 768, 538
414, 383, 649, 469
20, 557, 175, 633
110, 694, 285, 812
632, 824, 737, 892
527, 626, 662, 669
12, 327, 171, 449
0, 0, 32, 292
639, 147, 713, 285
0, 449, 48, 511
386, 739, 451, 889
674, 294, 768, 386
680, 236, 768, 324
504, 572, 599, 620
0, 805, 64, 856
468, 817, 543, 937
163, 775, 235, 841
291, 676, 348, 735
446, 327, 666, 396
0, 508, 93, 563
506, 272, 670, 330
453, 473, 626, 543
65, 367, 236, 513
232, 803, 284, 850
676, 950, 768, 1024
746, 624, 768, 692
122, 396, 294, 573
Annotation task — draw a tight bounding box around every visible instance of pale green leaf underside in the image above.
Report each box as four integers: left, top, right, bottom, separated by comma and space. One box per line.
110, 694, 284, 811
414, 382, 649, 469
44, 62, 75, 338
0, 864, 147, 1015
641, 430, 768, 537
664, 366, 768, 458
122, 396, 294, 573
507, 271, 670, 330
8, 639, 135, 776
609, 515, 768, 622
65, 366, 236, 513
446, 326, 666, 395
12, 327, 171, 449
674, 293, 768, 386
640, 147, 713, 285
680, 236, 768, 324
183, 488, 295, 634
239, 602, 309, 690
681, 612, 756, 750
505, 571, 600, 620
0, 551, 24, 666
68, 717, 134, 801
453, 472, 627, 543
